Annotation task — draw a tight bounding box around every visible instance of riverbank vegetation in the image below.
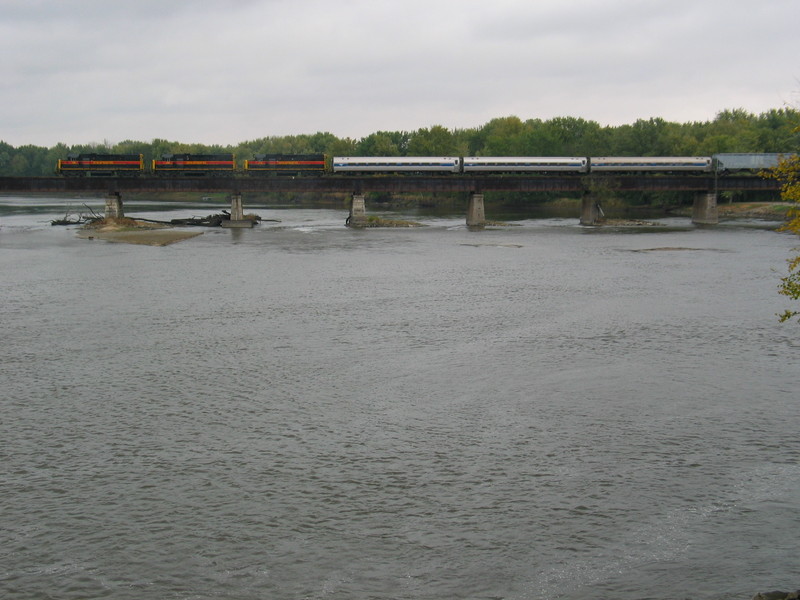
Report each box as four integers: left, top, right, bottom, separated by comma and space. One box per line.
766, 151, 800, 323
1, 108, 798, 178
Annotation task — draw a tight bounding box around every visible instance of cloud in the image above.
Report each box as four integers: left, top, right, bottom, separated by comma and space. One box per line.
0, 0, 797, 146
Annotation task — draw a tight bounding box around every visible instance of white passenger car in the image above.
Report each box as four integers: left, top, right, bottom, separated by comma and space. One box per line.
589, 157, 713, 172
462, 157, 588, 173
332, 157, 461, 173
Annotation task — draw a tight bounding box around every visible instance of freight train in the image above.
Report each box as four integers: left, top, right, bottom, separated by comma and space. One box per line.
56, 153, 787, 177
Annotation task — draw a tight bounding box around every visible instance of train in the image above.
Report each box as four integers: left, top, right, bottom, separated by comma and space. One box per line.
56, 153, 327, 176
56, 152, 789, 177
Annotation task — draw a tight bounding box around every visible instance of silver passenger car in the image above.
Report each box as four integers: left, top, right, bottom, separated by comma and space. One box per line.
462, 157, 588, 173
589, 157, 713, 172
333, 157, 461, 173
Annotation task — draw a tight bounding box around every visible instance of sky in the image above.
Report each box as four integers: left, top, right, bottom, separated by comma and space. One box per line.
1, 0, 798, 147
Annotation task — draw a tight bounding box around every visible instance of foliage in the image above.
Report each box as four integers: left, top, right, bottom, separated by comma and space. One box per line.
777, 253, 800, 323
406, 125, 461, 156
3, 107, 800, 182
766, 150, 800, 323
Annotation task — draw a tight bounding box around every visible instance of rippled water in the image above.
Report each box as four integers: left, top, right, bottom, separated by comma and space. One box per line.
2, 197, 799, 600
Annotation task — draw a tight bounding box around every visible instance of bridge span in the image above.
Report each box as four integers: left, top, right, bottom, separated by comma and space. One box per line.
0, 174, 780, 227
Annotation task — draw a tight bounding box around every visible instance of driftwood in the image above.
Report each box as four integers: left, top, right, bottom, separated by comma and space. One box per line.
51, 204, 103, 226
133, 211, 233, 227
171, 211, 269, 227
170, 211, 230, 227
51, 216, 87, 226
53, 206, 271, 228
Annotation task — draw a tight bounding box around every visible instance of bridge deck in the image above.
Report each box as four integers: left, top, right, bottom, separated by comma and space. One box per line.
0, 175, 779, 194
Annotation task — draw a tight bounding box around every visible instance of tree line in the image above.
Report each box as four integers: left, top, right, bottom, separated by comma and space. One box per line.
1, 108, 799, 177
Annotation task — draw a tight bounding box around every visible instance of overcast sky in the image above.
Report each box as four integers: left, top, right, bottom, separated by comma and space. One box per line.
1, 0, 798, 147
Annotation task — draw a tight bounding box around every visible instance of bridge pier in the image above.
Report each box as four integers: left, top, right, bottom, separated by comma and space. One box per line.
347, 194, 368, 228
221, 193, 254, 228
104, 192, 124, 219
466, 193, 486, 228
692, 192, 718, 225
230, 193, 244, 220
580, 192, 603, 225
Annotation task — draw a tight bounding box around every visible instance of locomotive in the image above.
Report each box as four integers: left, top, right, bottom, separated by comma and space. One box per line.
244, 154, 327, 175
56, 153, 325, 176
57, 153, 145, 176
57, 153, 238, 176
153, 153, 236, 175
56, 153, 786, 177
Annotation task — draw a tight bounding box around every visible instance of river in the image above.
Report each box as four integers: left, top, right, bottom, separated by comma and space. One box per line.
1, 197, 799, 600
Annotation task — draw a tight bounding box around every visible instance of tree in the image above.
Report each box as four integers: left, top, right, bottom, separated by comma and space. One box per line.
325, 136, 357, 157
407, 125, 457, 156
767, 150, 800, 323
9, 153, 30, 175
540, 116, 605, 155
752, 108, 800, 151
356, 131, 408, 156
479, 116, 526, 155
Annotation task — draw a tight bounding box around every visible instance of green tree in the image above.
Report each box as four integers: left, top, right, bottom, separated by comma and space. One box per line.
150, 139, 179, 159
407, 125, 457, 155
693, 109, 759, 154
752, 108, 800, 151
326, 136, 358, 157
9, 153, 30, 175
356, 131, 408, 156
307, 132, 340, 154
540, 116, 605, 155
767, 149, 800, 323
697, 134, 738, 155
479, 116, 526, 155
45, 143, 70, 173
0, 141, 13, 173
660, 124, 701, 155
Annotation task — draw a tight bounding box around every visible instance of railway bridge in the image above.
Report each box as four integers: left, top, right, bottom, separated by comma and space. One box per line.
0, 174, 780, 227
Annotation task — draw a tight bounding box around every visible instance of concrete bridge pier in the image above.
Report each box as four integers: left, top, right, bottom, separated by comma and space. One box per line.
347, 194, 368, 228
230, 193, 244, 220
104, 192, 124, 219
222, 193, 254, 228
466, 193, 486, 228
692, 192, 718, 225
580, 192, 603, 225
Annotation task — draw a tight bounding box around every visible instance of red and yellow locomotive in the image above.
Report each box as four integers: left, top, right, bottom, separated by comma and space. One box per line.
56, 153, 144, 176
243, 154, 326, 176
152, 153, 236, 175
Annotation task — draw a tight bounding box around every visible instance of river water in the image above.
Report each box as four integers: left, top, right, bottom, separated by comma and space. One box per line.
1, 197, 799, 600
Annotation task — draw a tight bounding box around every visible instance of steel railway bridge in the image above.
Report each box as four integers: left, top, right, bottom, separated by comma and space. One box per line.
0, 174, 780, 227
